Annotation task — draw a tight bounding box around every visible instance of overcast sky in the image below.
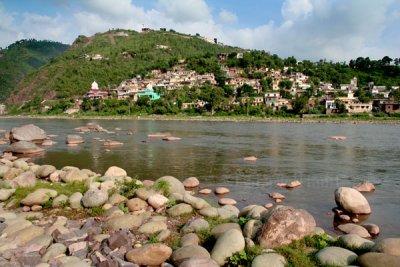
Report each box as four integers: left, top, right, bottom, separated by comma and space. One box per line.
1, 0, 399, 62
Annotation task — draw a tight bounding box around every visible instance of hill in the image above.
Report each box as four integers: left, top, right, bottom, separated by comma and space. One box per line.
8, 30, 240, 104
0, 39, 69, 102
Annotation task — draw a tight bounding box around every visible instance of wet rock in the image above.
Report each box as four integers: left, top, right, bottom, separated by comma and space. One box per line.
126, 198, 148, 212
82, 189, 108, 208
0, 188, 15, 201
183, 177, 200, 188
9, 171, 37, 188
243, 156, 257, 161
252, 253, 287, 267
211, 223, 241, 239
10, 124, 47, 143
138, 221, 167, 234
181, 233, 200, 247
357, 252, 400, 267
167, 203, 193, 217
353, 181, 376, 192
41, 139, 56, 146
126, 243, 172, 266
258, 205, 316, 248
315, 246, 357, 266
105, 212, 151, 231
171, 245, 210, 266
335, 187, 371, 214
36, 165, 57, 178
337, 223, 371, 238
269, 192, 285, 201
66, 135, 84, 144
215, 187, 230, 195
286, 180, 302, 188
103, 140, 123, 147
21, 188, 57, 206
148, 194, 169, 209
362, 223, 380, 235
104, 166, 127, 177
6, 141, 44, 154
372, 238, 400, 256
218, 198, 237, 206
339, 234, 375, 250
211, 229, 245, 266
156, 176, 186, 196
69, 192, 83, 209
265, 203, 274, 209
198, 188, 212, 195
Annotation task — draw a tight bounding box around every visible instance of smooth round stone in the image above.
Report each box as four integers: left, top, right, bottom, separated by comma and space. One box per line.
337, 223, 371, 238
183, 177, 200, 188
198, 188, 212, 195
104, 166, 127, 177
335, 187, 371, 214
251, 253, 286, 267
171, 245, 210, 266
372, 238, 400, 256
69, 192, 83, 209
107, 193, 127, 206
179, 257, 219, 267
157, 229, 171, 242
215, 187, 230, 195
315, 246, 357, 266
181, 233, 200, 247
52, 194, 69, 208
148, 194, 169, 209
82, 189, 108, 208
183, 194, 209, 210
126, 244, 172, 266
155, 176, 186, 195
269, 192, 285, 200
362, 223, 380, 235
211, 223, 241, 238
339, 234, 375, 250
21, 189, 58, 206
218, 198, 237, 206
353, 181, 376, 192
265, 203, 274, 209
138, 221, 168, 234
210, 229, 245, 266
183, 218, 209, 233
357, 252, 400, 267
199, 207, 219, 218
167, 203, 193, 217
0, 188, 16, 201
243, 219, 263, 239
126, 198, 148, 211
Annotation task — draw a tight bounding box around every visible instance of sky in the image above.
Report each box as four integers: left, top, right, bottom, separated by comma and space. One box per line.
1, 0, 399, 62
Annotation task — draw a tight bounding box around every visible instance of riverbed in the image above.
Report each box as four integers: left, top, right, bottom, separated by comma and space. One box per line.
1, 117, 399, 237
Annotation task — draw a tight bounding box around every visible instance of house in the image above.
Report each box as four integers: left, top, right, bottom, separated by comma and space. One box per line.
136, 84, 160, 101
379, 100, 400, 114
86, 81, 108, 99
265, 92, 280, 107
337, 90, 372, 113
340, 77, 358, 91
240, 96, 264, 106
181, 100, 207, 110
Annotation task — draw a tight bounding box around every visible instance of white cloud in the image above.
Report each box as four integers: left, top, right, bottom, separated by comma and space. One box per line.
219, 9, 238, 24
281, 0, 313, 20
0, 3, 20, 48
156, 0, 212, 23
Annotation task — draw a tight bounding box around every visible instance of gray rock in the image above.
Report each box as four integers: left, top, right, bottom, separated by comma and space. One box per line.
337, 223, 371, 238
217, 207, 238, 220
10, 171, 37, 188
243, 219, 263, 239
246, 205, 268, 220
335, 187, 371, 214
0, 188, 15, 201
148, 194, 169, 209
126, 243, 172, 266
52, 194, 69, 208
315, 246, 357, 266
167, 203, 193, 217
25, 234, 53, 251
69, 192, 83, 209
107, 193, 127, 206
258, 205, 316, 248
372, 238, 400, 256
157, 229, 171, 242
66, 135, 84, 144
13, 159, 30, 170
183, 218, 209, 233
179, 257, 219, 267
2, 217, 32, 236
104, 166, 127, 177
198, 207, 219, 218
21, 188, 57, 206
126, 198, 148, 211
9, 225, 45, 246
42, 243, 67, 262
3, 167, 24, 180
362, 223, 380, 235
138, 221, 168, 234
211, 229, 245, 266
10, 124, 47, 143
211, 223, 241, 239
357, 252, 400, 267
181, 233, 199, 247
183, 194, 209, 210
221, 205, 240, 216
339, 234, 375, 250
251, 253, 286, 267
61, 169, 89, 183
172, 245, 210, 266
36, 165, 57, 178
82, 189, 108, 208
135, 188, 157, 201
0, 165, 10, 178
6, 141, 44, 154
155, 176, 186, 196
105, 212, 151, 231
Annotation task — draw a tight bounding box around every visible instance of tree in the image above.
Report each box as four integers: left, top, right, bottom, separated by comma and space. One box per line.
278, 79, 293, 89
381, 56, 393, 66
199, 85, 224, 115
292, 95, 308, 114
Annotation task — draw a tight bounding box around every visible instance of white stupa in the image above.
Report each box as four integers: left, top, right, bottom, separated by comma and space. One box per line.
91, 81, 99, 90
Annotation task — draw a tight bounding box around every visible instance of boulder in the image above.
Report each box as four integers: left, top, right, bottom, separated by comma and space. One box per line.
0, 188, 16, 201
172, 245, 210, 266
21, 188, 58, 206
155, 176, 186, 195
218, 198, 237, 206
10, 124, 47, 143
138, 221, 167, 234
179, 257, 219, 267
104, 166, 127, 177
199, 206, 219, 218
13, 159, 30, 170
372, 238, 400, 256
215, 187, 230, 195
182, 218, 209, 233
82, 189, 108, 208
211, 223, 241, 239
105, 212, 151, 230
337, 223, 371, 238
357, 252, 400, 267
258, 205, 316, 248
335, 187, 371, 214
210, 229, 245, 266
9, 171, 37, 188
362, 223, 380, 235
148, 194, 169, 209
69, 192, 83, 209
126, 198, 148, 211
126, 243, 172, 266
339, 234, 375, 250
36, 165, 57, 178
0, 165, 10, 178
61, 169, 89, 183
6, 141, 44, 154
183, 194, 210, 210
167, 203, 193, 217
181, 233, 200, 247
353, 181, 376, 192
315, 246, 357, 266
251, 253, 286, 267
243, 219, 263, 239
183, 177, 200, 188
66, 135, 84, 144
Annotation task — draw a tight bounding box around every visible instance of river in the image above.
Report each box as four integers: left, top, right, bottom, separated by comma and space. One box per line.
1, 117, 399, 238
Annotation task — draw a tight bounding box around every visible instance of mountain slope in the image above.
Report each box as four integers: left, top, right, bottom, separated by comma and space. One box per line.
0, 39, 69, 102
9, 30, 239, 103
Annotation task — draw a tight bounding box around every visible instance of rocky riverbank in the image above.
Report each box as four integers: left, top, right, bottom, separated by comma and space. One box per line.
0, 123, 399, 266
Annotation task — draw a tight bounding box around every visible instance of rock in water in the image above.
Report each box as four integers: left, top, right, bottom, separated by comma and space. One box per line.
10, 124, 47, 143
353, 181, 376, 192
258, 205, 316, 248
335, 187, 371, 214
66, 135, 84, 144
6, 141, 44, 154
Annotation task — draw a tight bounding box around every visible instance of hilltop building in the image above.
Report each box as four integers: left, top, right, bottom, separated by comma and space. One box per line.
86, 81, 108, 99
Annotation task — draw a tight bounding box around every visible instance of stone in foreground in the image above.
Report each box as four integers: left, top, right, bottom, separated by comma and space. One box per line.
211, 229, 245, 266
316, 246, 357, 266
251, 253, 286, 267
126, 243, 172, 266
357, 252, 400, 267
372, 238, 400, 256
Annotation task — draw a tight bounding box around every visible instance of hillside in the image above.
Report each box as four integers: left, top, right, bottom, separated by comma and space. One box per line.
9, 30, 240, 103
0, 39, 69, 102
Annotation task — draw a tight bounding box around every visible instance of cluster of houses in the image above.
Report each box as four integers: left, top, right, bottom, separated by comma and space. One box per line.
84, 62, 400, 114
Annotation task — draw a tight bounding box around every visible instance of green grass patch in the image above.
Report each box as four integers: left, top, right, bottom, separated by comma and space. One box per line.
119, 178, 143, 199
151, 180, 170, 196
227, 245, 264, 267
87, 206, 106, 217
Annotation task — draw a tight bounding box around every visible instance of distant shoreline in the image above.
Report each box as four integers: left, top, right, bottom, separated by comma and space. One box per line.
1, 114, 400, 124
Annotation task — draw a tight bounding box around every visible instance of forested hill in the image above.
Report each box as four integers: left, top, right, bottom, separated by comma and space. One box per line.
0, 39, 69, 102
8, 30, 240, 104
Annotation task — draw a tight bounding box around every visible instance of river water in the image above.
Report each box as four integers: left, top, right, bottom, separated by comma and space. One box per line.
1, 118, 399, 238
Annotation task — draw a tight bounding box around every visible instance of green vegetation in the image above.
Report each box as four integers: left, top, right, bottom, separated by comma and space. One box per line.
152, 180, 170, 196
88, 206, 106, 217
118, 203, 129, 213
238, 217, 251, 226
0, 39, 68, 102
227, 245, 264, 267
148, 234, 160, 244
119, 178, 143, 199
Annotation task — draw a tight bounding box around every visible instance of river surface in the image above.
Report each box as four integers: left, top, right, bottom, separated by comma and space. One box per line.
1, 118, 399, 238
